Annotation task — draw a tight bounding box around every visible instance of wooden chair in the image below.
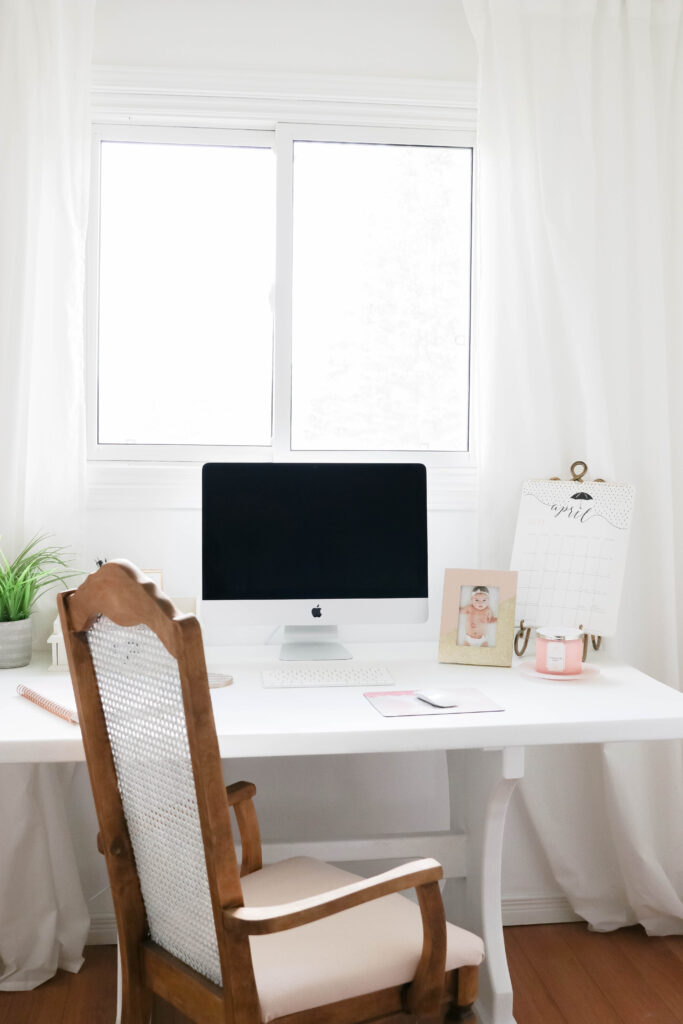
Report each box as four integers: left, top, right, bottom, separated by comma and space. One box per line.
58, 560, 484, 1024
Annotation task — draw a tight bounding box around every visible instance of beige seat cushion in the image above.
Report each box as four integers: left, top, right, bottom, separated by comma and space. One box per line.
241, 857, 484, 1022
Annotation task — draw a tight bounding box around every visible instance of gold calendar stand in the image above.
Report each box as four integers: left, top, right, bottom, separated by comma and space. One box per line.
513, 460, 604, 661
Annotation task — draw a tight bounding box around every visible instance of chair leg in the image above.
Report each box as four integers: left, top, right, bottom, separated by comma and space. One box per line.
444, 965, 478, 1021
116, 937, 153, 1024
445, 1005, 475, 1022
119, 949, 153, 1024
120, 988, 153, 1024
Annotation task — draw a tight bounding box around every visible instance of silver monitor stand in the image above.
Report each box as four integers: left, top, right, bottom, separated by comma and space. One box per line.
279, 626, 352, 661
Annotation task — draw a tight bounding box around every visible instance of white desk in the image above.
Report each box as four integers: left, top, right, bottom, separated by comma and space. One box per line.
3, 644, 683, 1024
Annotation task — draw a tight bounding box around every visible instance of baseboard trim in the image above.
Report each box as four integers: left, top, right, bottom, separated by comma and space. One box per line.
502, 895, 582, 926
87, 913, 117, 945
87, 894, 582, 945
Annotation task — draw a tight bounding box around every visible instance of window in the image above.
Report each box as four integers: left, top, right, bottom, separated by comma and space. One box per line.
89, 124, 473, 463
290, 138, 471, 452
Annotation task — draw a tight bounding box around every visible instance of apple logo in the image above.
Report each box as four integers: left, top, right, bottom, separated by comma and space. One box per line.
311, 604, 322, 618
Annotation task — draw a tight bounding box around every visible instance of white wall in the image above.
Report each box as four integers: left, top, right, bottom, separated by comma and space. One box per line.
93, 0, 477, 81
74, 0, 567, 938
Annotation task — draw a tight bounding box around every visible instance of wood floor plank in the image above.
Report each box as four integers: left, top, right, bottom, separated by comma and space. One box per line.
0, 992, 18, 1024
504, 924, 622, 1024
0, 964, 71, 1024
663, 935, 683, 966
561, 924, 682, 1024
609, 927, 683, 1023
0, 928, 682, 1024
504, 928, 568, 1024
61, 946, 117, 1024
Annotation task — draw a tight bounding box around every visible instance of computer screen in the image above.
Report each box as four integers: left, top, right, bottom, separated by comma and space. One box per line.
200, 462, 428, 658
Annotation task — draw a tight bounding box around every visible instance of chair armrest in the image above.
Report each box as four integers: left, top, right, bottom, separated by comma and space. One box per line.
225, 781, 262, 876
222, 857, 443, 935
225, 781, 256, 807
223, 857, 447, 1019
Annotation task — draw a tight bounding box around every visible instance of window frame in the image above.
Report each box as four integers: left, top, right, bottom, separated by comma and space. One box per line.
273, 123, 474, 465
87, 121, 475, 469
86, 123, 277, 464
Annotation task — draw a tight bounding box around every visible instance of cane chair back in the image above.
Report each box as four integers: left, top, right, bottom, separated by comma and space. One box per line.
86, 613, 222, 983
58, 561, 251, 1023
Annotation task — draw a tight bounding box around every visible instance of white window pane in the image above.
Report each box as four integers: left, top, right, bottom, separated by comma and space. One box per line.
98, 142, 274, 446
291, 142, 472, 452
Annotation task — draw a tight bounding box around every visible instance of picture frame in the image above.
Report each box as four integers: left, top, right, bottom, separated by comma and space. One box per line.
438, 569, 518, 668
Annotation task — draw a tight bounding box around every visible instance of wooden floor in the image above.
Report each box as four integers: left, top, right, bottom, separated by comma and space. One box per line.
0, 924, 681, 1023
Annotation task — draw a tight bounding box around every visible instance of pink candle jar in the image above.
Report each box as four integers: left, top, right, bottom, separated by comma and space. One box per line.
535, 628, 584, 675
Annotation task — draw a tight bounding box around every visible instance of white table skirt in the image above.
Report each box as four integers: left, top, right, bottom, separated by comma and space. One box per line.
0, 763, 89, 990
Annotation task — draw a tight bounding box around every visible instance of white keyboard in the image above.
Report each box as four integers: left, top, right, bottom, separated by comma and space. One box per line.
262, 664, 394, 688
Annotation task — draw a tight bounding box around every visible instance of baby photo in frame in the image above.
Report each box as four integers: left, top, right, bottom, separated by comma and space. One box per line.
439, 569, 518, 667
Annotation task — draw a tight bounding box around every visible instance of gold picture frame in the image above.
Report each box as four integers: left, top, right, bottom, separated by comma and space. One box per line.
438, 569, 518, 667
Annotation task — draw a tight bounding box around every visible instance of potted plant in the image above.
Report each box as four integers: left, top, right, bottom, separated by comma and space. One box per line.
0, 535, 80, 669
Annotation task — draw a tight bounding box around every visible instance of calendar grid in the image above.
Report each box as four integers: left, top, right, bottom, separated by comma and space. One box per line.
510, 480, 634, 637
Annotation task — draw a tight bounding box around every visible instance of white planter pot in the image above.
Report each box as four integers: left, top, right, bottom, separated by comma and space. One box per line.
0, 618, 33, 669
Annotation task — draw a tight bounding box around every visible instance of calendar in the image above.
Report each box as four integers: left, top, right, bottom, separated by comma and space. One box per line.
510, 478, 635, 637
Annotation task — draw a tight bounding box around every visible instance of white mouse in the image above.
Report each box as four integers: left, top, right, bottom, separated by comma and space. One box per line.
415, 690, 460, 708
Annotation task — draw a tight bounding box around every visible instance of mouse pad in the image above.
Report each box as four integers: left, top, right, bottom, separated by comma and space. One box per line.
364, 688, 504, 717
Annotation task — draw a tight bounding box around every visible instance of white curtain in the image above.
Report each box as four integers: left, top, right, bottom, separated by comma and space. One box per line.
463, 0, 683, 932
0, 0, 95, 987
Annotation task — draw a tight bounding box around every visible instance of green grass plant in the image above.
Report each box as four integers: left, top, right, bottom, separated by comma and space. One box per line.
0, 535, 80, 622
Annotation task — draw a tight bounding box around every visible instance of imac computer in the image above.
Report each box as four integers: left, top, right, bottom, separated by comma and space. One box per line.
200, 462, 428, 660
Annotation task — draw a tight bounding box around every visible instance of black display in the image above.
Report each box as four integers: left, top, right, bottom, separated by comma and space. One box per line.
202, 463, 428, 602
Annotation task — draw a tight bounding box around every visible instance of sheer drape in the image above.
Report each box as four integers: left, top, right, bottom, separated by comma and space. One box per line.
463, 0, 683, 932
0, 0, 95, 987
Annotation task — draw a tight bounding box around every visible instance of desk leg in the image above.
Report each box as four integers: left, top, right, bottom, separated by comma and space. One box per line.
445, 747, 524, 1024
115, 940, 122, 1024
